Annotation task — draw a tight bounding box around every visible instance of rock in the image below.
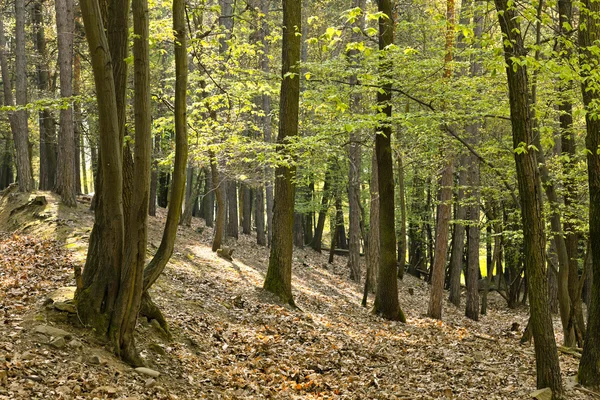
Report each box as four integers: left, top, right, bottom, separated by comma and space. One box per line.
44, 287, 76, 305
145, 378, 156, 388
54, 301, 76, 314
72, 385, 82, 395
530, 388, 552, 400
21, 351, 34, 360
86, 355, 101, 365
135, 367, 160, 378
67, 339, 82, 349
50, 337, 66, 349
56, 385, 71, 395
216, 247, 233, 261
33, 325, 72, 339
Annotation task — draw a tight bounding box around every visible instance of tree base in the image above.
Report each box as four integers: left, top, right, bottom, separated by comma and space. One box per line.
139, 291, 172, 340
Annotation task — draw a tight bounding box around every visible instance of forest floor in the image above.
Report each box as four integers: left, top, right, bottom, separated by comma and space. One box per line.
0, 189, 596, 399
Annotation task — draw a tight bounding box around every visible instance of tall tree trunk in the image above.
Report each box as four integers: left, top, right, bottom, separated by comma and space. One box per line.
210, 150, 226, 251
242, 183, 252, 234
181, 169, 201, 227
227, 181, 239, 238
372, 0, 405, 322
578, 0, 600, 386
12, 0, 34, 192
203, 167, 214, 226
428, 161, 453, 319
255, 187, 266, 245
32, 0, 57, 191
75, 0, 128, 362
55, 0, 77, 206
364, 150, 379, 299
397, 151, 407, 279
465, 144, 480, 321
449, 156, 467, 306
494, 0, 563, 393
139, 0, 188, 337
263, 0, 301, 306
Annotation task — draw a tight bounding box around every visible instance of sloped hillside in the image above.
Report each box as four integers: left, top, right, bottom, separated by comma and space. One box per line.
0, 188, 592, 399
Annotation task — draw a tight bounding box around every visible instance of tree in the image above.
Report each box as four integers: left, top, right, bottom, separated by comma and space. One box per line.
55, 0, 77, 206
347, 0, 365, 283
427, 161, 453, 319
493, 0, 563, 394
13, 0, 34, 192
578, 0, 600, 387
372, 0, 405, 322
263, 0, 301, 305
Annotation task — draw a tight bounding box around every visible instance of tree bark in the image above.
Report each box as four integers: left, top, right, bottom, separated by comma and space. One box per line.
12, 0, 34, 192
55, 0, 77, 206
263, 0, 301, 306
449, 156, 467, 306
372, 0, 405, 322
428, 161, 453, 319
227, 181, 239, 238
494, 0, 563, 393
255, 186, 266, 245
311, 167, 333, 252
397, 151, 407, 280
578, 0, 600, 386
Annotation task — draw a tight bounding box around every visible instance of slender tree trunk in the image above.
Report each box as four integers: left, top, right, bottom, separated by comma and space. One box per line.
312, 167, 333, 252
203, 167, 214, 226
465, 146, 480, 321
227, 181, 239, 238
210, 150, 226, 251
55, 0, 77, 206
263, 0, 301, 306
428, 161, 453, 319
32, 0, 57, 191
181, 169, 201, 227
255, 187, 266, 245
449, 156, 467, 306
397, 151, 407, 279
494, 0, 563, 393
242, 183, 252, 234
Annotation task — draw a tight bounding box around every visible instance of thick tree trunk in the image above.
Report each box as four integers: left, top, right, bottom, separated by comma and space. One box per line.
428, 161, 453, 319
12, 0, 34, 192
365, 150, 380, 297
579, 0, 600, 386
263, 0, 301, 305
55, 0, 77, 206
494, 0, 563, 393
372, 0, 405, 322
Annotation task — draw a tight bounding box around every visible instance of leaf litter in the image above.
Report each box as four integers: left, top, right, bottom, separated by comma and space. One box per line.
0, 191, 594, 399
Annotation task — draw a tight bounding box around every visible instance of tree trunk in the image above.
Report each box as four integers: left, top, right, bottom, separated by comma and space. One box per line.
428, 160, 453, 319
203, 167, 214, 226
397, 151, 407, 280
255, 186, 266, 245
12, 0, 34, 192
32, 0, 57, 191
465, 149, 480, 321
494, 0, 563, 393
227, 181, 239, 238
181, 168, 201, 227
372, 0, 405, 322
242, 183, 252, 234
55, 0, 77, 206
449, 155, 467, 306
311, 167, 333, 252
210, 151, 226, 251
579, 0, 600, 386
263, 0, 301, 306
365, 150, 380, 297
293, 212, 304, 248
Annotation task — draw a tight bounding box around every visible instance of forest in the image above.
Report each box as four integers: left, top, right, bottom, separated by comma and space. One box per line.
0, 0, 599, 397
